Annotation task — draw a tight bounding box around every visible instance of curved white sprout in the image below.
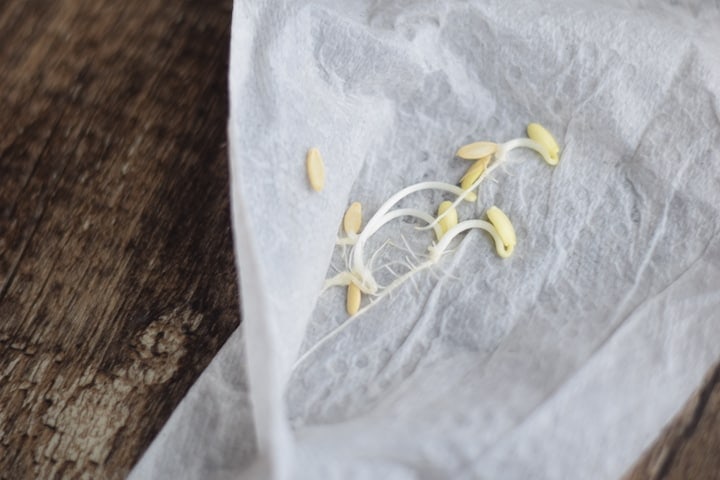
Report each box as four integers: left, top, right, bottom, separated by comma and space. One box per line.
428, 218, 511, 261
295, 217, 508, 372
349, 182, 467, 295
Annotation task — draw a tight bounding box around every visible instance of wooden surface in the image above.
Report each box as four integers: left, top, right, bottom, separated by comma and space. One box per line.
0, 1, 718, 479
0, 1, 239, 478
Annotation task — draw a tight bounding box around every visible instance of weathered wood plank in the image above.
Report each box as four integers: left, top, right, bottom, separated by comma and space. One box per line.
0, 1, 239, 478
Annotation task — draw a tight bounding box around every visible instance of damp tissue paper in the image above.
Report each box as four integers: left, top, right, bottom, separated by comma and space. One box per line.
131, 1, 720, 479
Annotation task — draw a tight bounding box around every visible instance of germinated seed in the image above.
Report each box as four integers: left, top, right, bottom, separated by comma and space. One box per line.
306, 147, 325, 191
456, 141, 497, 160
437, 200, 458, 240
343, 201, 362, 235
486, 206, 516, 248
527, 123, 560, 164
460, 155, 490, 190
346, 283, 361, 315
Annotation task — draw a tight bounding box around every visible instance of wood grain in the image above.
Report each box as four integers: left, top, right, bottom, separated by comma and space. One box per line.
0, 1, 239, 478
0, 1, 718, 479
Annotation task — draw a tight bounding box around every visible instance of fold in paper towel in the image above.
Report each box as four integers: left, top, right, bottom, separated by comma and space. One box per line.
131, 1, 720, 478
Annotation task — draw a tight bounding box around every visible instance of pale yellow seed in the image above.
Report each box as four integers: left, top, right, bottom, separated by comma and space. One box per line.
486, 206, 516, 258
527, 123, 560, 165
343, 202, 363, 235
456, 141, 497, 160
437, 200, 458, 240
460, 155, 491, 191
346, 283, 361, 315
306, 147, 325, 191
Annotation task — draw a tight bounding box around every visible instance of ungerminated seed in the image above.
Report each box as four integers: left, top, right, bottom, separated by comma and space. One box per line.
527, 123, 560, 164
346, 283, 361, 315
343, 201, 363, 235
456, 141, 497, 160
306, 147, 325, 191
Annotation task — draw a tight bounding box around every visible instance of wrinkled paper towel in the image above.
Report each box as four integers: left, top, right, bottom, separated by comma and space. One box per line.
131, 0, 720, 478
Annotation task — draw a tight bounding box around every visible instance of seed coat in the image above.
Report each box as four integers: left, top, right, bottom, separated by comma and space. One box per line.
343, 202, 363, 235
460, 156, 491, 190
527, 123, 559, 164
306, 147, 325, 191
486, 206, 516, 257
437, 201, 458, 240
456, 141, 497, 160
346, 283, 361, 315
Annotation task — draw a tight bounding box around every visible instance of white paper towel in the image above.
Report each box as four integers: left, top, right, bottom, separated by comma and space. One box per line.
131, 1, 720, 478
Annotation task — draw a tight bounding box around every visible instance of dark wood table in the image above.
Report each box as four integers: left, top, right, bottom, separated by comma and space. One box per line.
0, 1, 717, 478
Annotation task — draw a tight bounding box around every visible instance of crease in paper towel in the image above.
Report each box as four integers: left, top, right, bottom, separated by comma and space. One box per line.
130, 0, 720, 479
